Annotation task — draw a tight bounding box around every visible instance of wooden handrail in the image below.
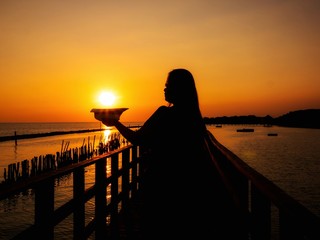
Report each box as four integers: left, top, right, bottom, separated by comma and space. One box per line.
205, 131, 320, 239
0, 144, 144, 240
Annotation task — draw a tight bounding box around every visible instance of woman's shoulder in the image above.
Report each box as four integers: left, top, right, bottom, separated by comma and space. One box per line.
152, 105, 172, 119
153, 105, 173, 114
156, 105, 169, 112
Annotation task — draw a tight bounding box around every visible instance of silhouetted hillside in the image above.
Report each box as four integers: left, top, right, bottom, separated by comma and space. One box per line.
203, 109, 320, 129
273, 109, 320, 129
203, 115, 273, 125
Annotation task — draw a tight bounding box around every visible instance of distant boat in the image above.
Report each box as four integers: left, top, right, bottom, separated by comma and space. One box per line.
236, 128, 254, 132
215, 125, 222, 128
267, 133, 278, 136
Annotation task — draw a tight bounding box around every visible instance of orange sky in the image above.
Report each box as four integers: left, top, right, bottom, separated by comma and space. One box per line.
1, 0, 319, 122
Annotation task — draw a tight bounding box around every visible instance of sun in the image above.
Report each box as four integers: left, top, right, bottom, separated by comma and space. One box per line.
98, 91, 116, 106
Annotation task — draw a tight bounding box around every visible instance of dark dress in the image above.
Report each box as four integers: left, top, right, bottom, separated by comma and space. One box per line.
134, 106, 222, 239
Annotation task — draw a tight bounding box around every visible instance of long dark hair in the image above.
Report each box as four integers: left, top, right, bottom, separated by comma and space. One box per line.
167, 68, 207, 135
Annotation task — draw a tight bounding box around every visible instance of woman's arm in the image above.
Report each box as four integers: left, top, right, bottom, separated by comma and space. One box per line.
102, 106, 168, 146
101, 119, 139, 144
113, 121, 139, 144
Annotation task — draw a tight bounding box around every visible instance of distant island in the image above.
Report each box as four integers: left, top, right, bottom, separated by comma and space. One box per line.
203, 109, 320, 129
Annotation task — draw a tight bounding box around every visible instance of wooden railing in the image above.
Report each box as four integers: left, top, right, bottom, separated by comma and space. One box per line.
0, 144, 145, 240
1, 130, 320, 239
205, 131, 320, 240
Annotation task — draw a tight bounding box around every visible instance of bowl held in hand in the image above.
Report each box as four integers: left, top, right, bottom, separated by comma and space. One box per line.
90, 108, 128, 122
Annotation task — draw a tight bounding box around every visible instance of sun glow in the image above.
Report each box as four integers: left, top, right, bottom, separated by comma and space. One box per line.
98, 91, 116, 106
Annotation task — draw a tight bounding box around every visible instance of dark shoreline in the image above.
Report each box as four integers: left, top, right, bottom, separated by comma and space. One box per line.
0, 129, 104, 142
0, 125, 142, 142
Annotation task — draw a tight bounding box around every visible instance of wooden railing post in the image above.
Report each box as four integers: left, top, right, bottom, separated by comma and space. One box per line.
73, 167, 85, 240
95, 158, 107, 239
279, 210, 301, 240
122, 148, 130, 204
110, 154, 120, 238
131, 146, 139, 194
35, 178, 55, 240
251, 184, 271, 240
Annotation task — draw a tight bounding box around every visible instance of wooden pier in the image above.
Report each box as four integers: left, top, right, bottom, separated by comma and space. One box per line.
0, 130, 320, 239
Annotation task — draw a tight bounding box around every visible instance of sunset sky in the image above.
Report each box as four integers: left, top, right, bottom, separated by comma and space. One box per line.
1, 0, 319, 123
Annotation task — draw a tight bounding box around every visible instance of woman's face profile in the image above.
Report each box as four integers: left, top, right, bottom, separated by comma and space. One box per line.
164, 80, 173, 103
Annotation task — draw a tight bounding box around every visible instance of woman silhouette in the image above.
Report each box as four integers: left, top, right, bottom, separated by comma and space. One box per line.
103, 68, 220, 238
